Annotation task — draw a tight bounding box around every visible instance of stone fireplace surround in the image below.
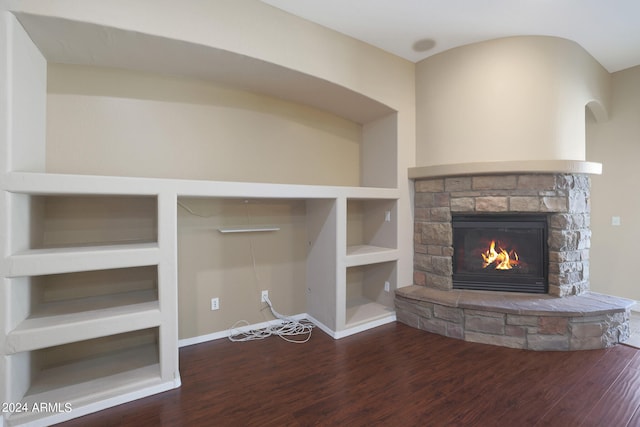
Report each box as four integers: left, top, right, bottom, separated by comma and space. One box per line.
396, 165, 633, 351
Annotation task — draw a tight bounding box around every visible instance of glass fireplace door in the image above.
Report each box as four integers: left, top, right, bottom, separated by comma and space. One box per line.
452, 215, 548, 293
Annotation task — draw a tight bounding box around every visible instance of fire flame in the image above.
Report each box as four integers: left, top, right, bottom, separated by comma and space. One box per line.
481, 240, 519, 270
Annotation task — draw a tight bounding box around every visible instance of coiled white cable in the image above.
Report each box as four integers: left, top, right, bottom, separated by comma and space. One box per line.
228, 295, 314, 344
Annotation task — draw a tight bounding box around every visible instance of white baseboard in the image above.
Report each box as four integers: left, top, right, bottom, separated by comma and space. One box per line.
178, 313, 310, 347
303, 313, 397, 339
302, 314, 335, 337
332, 315, 397, 339
179, 313, 397, 347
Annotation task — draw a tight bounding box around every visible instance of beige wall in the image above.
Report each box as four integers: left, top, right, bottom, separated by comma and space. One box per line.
587, 65, 640, 301
415, 36, 610, 167
178, 198, 307, 338
46, 64, 362, 186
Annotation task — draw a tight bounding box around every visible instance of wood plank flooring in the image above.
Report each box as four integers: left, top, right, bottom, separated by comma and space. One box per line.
56, 322, 640, 426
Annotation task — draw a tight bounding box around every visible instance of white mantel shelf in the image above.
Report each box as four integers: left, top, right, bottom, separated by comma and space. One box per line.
409, 160, 603, 180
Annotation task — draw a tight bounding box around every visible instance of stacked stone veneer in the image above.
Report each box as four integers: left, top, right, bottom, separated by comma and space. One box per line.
413, 173, 591, 297
395, 172, 634, 350
395, 286, 631, 350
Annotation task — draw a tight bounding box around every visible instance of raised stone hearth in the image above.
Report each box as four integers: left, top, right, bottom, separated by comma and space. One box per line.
397, 168, 634, 350
396, 285, 632, 350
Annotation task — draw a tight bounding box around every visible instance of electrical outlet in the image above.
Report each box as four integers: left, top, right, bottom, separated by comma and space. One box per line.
261, 290, 269, 302
384, 281, 390, 292
211, 297, 219, 311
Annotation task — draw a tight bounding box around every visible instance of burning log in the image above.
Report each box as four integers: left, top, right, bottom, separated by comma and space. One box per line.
481, 240, 520, 270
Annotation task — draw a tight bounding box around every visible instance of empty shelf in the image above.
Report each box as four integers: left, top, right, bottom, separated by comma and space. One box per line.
5, 243, 161, 277
345, 245, 398, 266
27, 290, 158, 318
8, 350, 167, 426
345, 297, 395, 328
6, 301, 161, 353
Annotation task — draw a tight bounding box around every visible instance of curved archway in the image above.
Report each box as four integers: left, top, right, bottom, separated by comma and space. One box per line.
586, 99, 609, 123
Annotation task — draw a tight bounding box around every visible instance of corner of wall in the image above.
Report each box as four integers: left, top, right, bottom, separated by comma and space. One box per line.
1, 11, 46, 173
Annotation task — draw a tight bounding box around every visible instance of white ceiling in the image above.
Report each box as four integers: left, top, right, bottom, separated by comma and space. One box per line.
262, 0, 640, 73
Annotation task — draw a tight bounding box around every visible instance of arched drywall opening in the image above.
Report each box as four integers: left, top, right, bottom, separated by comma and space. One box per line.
586, 99, 609, 123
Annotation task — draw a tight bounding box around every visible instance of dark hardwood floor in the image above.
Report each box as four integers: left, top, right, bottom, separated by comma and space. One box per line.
56, 322, 640, 427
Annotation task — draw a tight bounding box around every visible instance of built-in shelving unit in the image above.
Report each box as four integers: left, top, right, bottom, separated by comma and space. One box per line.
338, 199, 398, 336
7, 328, 162, 426
1, 185, 178, 427
0, 10, 402, 426
346, 259, 397, 325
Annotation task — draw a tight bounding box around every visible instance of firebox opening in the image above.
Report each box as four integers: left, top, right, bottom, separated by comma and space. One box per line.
452, 214, 548, 293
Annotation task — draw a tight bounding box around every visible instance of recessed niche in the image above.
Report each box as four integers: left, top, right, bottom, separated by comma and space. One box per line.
11, 194, 157, 250
7, 328, 160, 405
7, 266, 158, 330
345, 261, 396, 328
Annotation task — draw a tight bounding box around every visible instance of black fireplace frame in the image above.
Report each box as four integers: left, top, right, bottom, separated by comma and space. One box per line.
452, 214, 548, 294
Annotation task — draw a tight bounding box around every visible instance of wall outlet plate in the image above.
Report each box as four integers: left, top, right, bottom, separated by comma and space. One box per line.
261, 290, 269, 302
211, 297, 219, 310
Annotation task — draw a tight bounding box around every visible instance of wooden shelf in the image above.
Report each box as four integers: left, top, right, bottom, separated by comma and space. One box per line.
7, 299, 161, 353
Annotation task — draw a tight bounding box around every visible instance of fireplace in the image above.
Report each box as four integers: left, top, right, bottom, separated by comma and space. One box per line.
411, 172, 594, 297
452, 214, 548, 293
396, 169, 633, 351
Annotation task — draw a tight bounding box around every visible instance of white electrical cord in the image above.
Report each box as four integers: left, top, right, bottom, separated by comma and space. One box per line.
228, 295, 315, 344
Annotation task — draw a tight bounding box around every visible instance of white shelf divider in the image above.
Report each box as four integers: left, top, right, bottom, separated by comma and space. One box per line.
24, 289, 158, 319
6, 301, 161, 354
3, 171, 400, 200
4, 243, 160, 277
345, 245, 399, 267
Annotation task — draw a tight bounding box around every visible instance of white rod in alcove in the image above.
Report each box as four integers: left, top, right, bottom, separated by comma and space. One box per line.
218, 226, 280, 233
